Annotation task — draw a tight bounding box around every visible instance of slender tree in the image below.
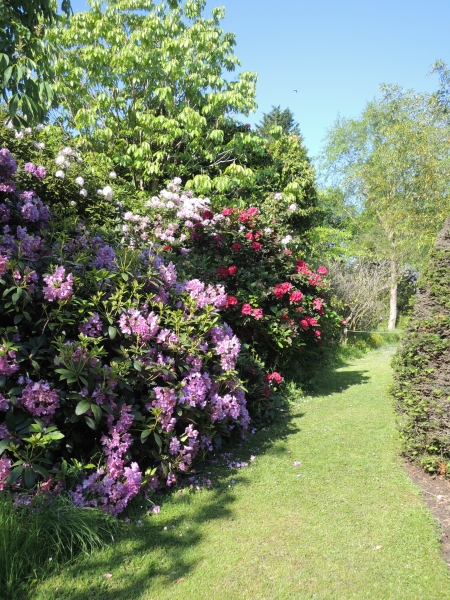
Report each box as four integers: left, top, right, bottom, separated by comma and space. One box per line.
321, 85, 450, 329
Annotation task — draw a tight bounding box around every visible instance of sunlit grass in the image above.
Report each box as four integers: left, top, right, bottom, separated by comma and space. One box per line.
33, 346, 450, 599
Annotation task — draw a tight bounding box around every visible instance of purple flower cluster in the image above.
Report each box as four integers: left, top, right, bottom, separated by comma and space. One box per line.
185, 279, 227, 309
0, 457, 12, 491
43, 266, 74, 301
19, 191, 51, 223
24, 162, 46, 179
92, 244, 116, 270
210, 324, 241, 371
0, 148, 17, 192
0, 345, 19, 376
79, 312, 103, 337
19, 380, 60, 422
159, 261, 177, 287
148, 386, 177, 431
0, 393, 9, 411
119, 308, 159, 342
180, 371, 211, 408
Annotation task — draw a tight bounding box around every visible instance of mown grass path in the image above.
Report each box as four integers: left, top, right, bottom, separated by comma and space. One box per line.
35, 347, 450, 599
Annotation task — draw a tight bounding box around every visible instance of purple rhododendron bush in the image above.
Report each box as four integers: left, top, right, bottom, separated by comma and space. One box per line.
0, 146, 250, 515
0, 134, 340, 514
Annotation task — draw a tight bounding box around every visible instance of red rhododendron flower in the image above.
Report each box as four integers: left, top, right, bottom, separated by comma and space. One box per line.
314, 330, 321, 337
308, 274, 322, 286
307, 316, 318, 326
202, 209, 214, 220
317, 266, 328, 275
245, 232, 254, 240
341, 320, 348, 325
247, 207, 259, 216
231, 243, 242, 252
228, 265, 237, 276
274, 282, 292, 299
238, 211, 249, 222
163, 245, 172, 252
265, 372, 283, 384
289, 291, 303, 303
296, 260, 307, 269
241, 303, 253, 315
297, 306, 304, 312
253, 308, 263, 319
252, 241, 262, 252
281, 313, 289, 320
217, 266, 229, 279
222, 207, 232, 216
300, 319, 309, 330
226, 295, 238, 307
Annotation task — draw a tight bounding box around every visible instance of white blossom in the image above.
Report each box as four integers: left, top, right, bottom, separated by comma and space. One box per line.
55, 170, 65, 179
79, 188, 88, 197
288, 203, 297, 211
109, 170, 117, 179
75, 176, 85, 187
102, 185, 113, 201
70, 201, 76, 206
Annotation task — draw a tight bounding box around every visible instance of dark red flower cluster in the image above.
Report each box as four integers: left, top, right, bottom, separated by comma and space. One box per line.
296, 260, 312, 275
252, 241, 262, 252
218, 265, 237, 279
231, 243, 242, 252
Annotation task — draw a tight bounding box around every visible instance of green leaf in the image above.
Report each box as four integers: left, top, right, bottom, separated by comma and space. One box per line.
24, 467, 35, 489
108, 326, 117, 340
0, 438, 11, 455
6, 466, 23, 486
90, 403, 102, 422
141, 429, 151, 442
75, 400, 91, 415
33, 464, 49, 479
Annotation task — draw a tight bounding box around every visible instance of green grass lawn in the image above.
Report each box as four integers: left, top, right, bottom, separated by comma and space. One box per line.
33, 347, 450, 600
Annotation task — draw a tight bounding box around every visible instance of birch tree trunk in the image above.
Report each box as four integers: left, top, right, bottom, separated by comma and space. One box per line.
388, 258, 397, 330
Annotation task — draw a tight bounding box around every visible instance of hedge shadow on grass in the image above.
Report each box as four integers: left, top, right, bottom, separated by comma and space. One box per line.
33, 413, 303, 600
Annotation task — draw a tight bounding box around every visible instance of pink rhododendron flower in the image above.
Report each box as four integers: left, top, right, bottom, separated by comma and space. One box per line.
317, 266, 328, 275
241, 303, 253, 316
289, 291, 303, 303
252, 308, 263, 319
228, 265, 237, 276
252, 241, 262, 252
43, 266, 73, 301
274, 282, 292, 299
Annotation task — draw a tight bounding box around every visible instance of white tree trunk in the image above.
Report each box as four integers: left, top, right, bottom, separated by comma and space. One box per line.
388, 259, 397, 330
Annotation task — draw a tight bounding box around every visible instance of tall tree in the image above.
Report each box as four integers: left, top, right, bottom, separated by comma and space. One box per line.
0, 0, 72, 126
47, 0, 261, 191
321, 85, 450, 329
256, 105, 301, 140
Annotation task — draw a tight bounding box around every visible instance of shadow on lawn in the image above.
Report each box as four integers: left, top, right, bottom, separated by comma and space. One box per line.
34, 416, 302, 600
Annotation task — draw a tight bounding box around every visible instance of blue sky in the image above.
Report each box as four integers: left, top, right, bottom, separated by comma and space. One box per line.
69, 0, 449, 158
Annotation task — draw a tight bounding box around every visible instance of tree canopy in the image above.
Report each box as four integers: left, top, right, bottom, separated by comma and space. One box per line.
48, 0, 261, 191
0, 0, 72, 126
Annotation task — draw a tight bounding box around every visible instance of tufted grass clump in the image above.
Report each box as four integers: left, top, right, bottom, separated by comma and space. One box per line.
0, 492, 117, 599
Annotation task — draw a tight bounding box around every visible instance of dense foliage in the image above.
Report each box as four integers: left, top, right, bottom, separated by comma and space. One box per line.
392, 218, 450, 474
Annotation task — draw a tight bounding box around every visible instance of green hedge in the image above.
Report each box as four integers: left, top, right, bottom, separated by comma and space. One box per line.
391, 218, 450, 473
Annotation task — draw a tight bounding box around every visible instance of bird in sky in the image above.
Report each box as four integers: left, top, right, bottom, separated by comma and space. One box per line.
293, 89, 298, 93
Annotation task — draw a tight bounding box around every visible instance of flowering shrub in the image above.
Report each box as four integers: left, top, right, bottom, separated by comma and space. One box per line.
117, 179, 341, 418
0, 148, 249, 514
